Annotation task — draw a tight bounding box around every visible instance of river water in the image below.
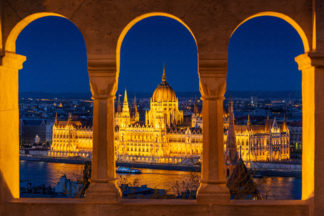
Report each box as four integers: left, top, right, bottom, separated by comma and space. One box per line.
20, 160, 301, 200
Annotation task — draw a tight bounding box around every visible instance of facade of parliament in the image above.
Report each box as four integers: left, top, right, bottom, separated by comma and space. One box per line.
49, 69, 290, 163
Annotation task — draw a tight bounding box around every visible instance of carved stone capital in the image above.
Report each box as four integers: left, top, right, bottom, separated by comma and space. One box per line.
199, 59, 227, 100
295, 54, 313, 71
1, 52, 26, 70
88, 58, 117, 100
295, 52, 324, 71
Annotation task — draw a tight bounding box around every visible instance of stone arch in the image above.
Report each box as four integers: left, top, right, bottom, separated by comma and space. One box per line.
5, 12, 84, 53
115, 12, 198, 92
228, 12, 313, 200
1, 12, 87, 199
230, 11, 310, 53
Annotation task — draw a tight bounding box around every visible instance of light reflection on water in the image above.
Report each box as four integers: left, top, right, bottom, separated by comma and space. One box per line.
20, 160, 301, 200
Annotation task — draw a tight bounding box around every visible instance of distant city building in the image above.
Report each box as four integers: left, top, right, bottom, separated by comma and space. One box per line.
288, 123, 302, 153
20, 119, 47, 146
48, 113, 92, 158
224, 101, 290, 162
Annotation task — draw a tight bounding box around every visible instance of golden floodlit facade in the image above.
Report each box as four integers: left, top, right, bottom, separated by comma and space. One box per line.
115, 68, 201, 164
49, 68, 289, 163
48, 113, 92, 158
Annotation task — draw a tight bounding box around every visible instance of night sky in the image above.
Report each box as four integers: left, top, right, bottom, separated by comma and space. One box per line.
16, 15, 304, 94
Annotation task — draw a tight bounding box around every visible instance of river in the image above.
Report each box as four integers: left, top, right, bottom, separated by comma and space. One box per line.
19, 160, 301, 200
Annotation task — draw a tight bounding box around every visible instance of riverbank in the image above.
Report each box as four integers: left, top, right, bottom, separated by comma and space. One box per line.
19, 155, 200, 171
19, 154, 301, 176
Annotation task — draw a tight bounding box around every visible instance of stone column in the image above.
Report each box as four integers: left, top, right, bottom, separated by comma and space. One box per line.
197, 59, 230, 203
295, 53, 315, 202
0, 52, 25, 200
85, 58, 121, 202
297, 52, 324, 216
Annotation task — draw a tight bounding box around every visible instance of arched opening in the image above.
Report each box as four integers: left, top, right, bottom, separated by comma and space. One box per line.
227, 13, 310, 200
115, 13, 200, 199
2, 13, 89, 199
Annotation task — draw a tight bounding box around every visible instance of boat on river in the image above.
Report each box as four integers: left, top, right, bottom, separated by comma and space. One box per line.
117, 166, 141, 174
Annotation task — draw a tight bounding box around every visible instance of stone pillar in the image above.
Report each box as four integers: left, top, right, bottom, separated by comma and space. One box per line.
0, 52, 25, 200
295, 53, 315, 202
297, 52, 324, 216
85, 58, 121, 202
197, 59, 230, 203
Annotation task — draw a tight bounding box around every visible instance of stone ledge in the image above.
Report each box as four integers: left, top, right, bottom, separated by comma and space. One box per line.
6, 198, 309, 216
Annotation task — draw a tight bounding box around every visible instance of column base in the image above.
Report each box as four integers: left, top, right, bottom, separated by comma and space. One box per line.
197, 182, 230, 203
85, 179, 121, 202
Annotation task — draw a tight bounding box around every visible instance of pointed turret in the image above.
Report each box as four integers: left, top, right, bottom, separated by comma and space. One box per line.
117, 94, 122, 113
225, 98, 238, 165
271, 117, 279, 133
134, 96, 138, 113
55, 112, 58, 125
247, 114, 251, 127
194, 96, 199, 115
67, 113, 72, 125
122, 89, 129, 113
265, 113, 271, 132
228, 96, 234, 114
282, 115, 288, 132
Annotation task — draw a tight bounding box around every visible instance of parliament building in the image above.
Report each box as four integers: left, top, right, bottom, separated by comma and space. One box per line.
49, 68, 290, 163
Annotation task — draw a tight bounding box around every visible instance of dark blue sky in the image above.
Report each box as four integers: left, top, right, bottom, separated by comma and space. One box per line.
16, 15, 304, 94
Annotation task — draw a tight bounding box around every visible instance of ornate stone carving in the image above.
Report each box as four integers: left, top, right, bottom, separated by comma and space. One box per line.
88, 58, 117, 99
199, 59, 227, 100
295, 53, 313, 71
1, 52, 26, 70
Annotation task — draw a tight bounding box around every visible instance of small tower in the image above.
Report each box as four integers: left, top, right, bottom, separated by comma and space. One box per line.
225, 98, 238, 178
247, 114, 251, 128
67, 113, 72, 124
117, 94, 122, 113
55, 113, 58, 125
194, 95, 199, 115
122, 89, 129, 113
133, 96, 139, 122
282, 115, 288, 132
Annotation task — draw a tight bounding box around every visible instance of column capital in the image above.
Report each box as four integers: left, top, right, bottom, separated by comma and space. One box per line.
88, 58, 117, 100
295, 52, 324, 71
199, 59, 227, 100
1, 52, 26, 70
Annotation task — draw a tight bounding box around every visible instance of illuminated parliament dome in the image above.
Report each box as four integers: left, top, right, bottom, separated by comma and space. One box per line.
152, 68, 177, 102
146, 66, 183, 127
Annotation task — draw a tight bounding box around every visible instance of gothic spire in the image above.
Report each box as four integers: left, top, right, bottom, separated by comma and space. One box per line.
122, 89, 129, 112
225, 98, 238, 165
134, 95, 138, 113
162, 65, 166, 82
117, 94, 122, 113
194, 95, 199, 115
67, 113, 72, 124
247, 114, 251, 127
282, 114, 288, 132
55, 113, 58, 125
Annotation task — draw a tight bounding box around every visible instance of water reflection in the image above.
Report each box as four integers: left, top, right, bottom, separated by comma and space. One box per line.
20, 161, 301, 199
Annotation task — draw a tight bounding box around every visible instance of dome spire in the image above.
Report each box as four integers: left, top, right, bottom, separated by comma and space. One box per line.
162, 64, 166, 82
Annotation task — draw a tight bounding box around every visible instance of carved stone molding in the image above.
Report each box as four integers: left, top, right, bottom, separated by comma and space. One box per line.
295, 53, 313, 71
295, 52, 324, 71
1, 52, 26, 70
199, 59, 227, 100
88, 58, 117, 99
